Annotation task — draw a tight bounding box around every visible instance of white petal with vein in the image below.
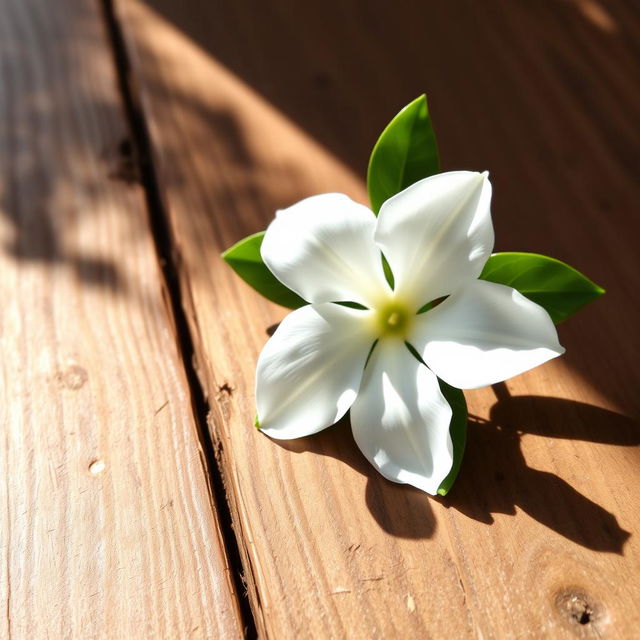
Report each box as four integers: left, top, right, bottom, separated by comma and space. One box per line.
256, 303, 375, 439
261, 193, 390, 307
411, 280, 564, 389
350, 340, 453, 495
375, 171, 494, 309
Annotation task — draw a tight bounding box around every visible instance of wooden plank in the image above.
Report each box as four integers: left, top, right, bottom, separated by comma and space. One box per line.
0, 1, 243, 638
118, 1, 640, 637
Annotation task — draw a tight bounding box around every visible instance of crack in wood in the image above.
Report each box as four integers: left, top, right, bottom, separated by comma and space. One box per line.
99, 1, 257, 637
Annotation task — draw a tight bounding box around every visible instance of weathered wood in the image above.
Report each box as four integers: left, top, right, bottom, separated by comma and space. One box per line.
118, 1, 640, 637
0, 1, 243, 638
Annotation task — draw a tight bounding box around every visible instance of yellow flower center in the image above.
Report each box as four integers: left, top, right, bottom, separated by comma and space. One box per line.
375, 300, 413, 339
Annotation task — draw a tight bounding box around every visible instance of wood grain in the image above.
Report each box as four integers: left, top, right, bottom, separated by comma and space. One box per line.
0, 1, 243, 638
118, 1, 640, 638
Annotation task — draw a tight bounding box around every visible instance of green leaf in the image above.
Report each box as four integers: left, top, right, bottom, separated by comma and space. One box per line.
437, 381, 467, 496
222, 232, 307, 309
479, 252, 605, 324
367, 94, 440, 214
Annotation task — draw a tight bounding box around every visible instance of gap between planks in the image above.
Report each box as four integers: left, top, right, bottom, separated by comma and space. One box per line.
99, 0, 258, 637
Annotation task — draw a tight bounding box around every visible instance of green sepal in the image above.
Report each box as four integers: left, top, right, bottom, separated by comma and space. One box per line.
479, 252, 605, 324
437, 381, 467, 496
367, 94, 440, 215
381, 254, 395, 289
222, 231, 307, 309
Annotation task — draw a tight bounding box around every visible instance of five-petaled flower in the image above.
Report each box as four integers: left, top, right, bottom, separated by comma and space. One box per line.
255, 171, 564, 494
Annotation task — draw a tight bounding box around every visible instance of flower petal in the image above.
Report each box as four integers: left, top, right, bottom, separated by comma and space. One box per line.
261, 193, 390, 307
411, 280, 565, 389
350, 339, 454, 495
375, 171, 494, 309
256, 303, 375, 439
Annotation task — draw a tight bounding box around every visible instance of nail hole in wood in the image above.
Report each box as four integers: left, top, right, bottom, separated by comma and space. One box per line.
88, 459, 106, 475
57, 365, 88, 390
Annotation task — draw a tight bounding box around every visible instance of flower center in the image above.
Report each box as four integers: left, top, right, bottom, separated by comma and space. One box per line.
376, 301, 413, 338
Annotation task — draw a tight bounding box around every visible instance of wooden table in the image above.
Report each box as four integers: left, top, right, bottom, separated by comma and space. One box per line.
2, 0, 638, 637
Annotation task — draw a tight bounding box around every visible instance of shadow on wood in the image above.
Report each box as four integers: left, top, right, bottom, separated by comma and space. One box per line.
0, 2, 137, 292
275, 391, 635, 554
441, 394, 635, 554
276, 417, 437, 540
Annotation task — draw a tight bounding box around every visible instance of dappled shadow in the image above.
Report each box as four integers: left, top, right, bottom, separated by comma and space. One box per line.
0, 1, 134, 292
114, 5, 330, 259
274, 384, 636, 552
141, 0, 637, 178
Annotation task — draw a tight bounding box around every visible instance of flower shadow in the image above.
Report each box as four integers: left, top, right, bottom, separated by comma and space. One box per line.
275, 386, 637, 552
275, 417, 437, 540
439, 385, 637, 554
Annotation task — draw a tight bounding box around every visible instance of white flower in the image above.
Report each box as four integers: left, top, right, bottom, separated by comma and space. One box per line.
255, 171, 564, 494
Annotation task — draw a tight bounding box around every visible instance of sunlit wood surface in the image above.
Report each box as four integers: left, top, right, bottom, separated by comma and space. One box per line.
2, 0, 639, 637
0, 1, 242, 638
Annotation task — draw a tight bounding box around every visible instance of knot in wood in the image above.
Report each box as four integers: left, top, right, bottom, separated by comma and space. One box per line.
554, 588, 607, 637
